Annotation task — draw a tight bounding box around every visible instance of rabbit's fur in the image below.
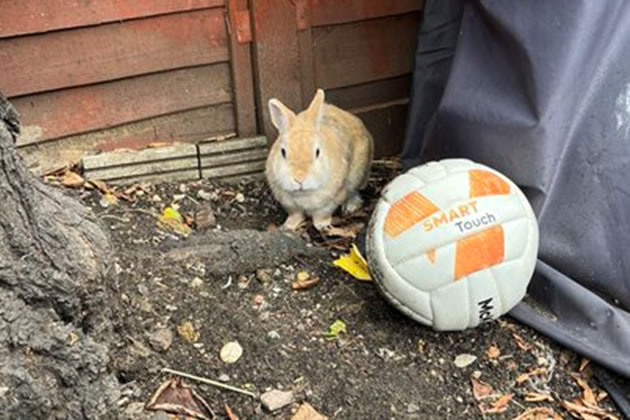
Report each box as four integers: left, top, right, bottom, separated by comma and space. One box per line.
265, 89, 374, 231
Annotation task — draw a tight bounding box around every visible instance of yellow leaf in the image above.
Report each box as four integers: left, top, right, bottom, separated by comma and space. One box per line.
177, 321, 200, 343
158, 206, 192, 236
333, 244, 371, 281
324, 320, 347, 340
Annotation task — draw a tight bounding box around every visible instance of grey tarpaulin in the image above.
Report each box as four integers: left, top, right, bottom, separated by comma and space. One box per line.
401, 0, 630, 379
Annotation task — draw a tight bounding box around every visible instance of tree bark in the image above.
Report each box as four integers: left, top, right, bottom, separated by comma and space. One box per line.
0, 92, 119, 419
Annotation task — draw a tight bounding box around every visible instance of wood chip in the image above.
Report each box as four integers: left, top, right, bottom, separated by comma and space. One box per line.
480, 394, 512, 414
471, 377, 494, 400
486, 344, 501, 359
516, 367, 547, 384
225, 404, 240, 420
291, 402, 329, 420
512, 333, 533, 352
525, 392, 554, 403
510, 407, 562, 420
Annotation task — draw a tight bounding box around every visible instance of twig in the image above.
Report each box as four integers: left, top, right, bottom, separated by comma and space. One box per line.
161, 367, 258, 399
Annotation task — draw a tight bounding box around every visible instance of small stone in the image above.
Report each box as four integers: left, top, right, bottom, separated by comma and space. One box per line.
191, 277, 204, 288
455, 396, 464, 403
150, 412, 170, 420
194, 206, 216, 230
253, 294, 265, 307
267, 330, 280, 340
256, 268, 273, 285
220, 341, 243, 364
148, 328, 173, 352
137, 283, 149, 295
454, 353, 477, 368
261, 389, 294, 412
179, 184, 187, 193
173, 193, 186, 202
235, 192, 245, 202
123, 402, 146, 419
218, 374, 230, 382
121, 293, 129, 303
152, 194, 162, 202
197, 189, 212, 201
407, 403, 420, 414
291, 402, 328, 420
296, 271, 310, 282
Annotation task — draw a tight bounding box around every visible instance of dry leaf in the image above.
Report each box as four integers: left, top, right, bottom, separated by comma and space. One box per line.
322, 224, 363, 239
225, 404, 240, 420
145, 377, 215, 420
291, 402, 329, 420
525, 392, 554, 403
471, 377, 494, 400
579, 358, 591, 372
177, 321, 200, 343
511, 407, 562, 420
516, 367, 547, 384
292, 274, 320, 290
60, 170, 85, 188
486, 344, 501, 359
512, 333, 533, 351
561, 399, 619, 420
571, 373, 597, 407
480, 394, 513, 414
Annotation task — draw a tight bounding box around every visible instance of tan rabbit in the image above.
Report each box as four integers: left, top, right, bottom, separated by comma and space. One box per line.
265, 89, 374, 231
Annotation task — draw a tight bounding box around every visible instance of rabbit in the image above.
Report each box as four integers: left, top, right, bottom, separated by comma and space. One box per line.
265, 88, 374, 231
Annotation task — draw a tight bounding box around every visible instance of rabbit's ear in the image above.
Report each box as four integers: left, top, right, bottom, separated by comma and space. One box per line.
306, 89, 325, 130
268, 98, 295, 133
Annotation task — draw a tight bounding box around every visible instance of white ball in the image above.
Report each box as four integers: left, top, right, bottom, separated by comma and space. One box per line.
366, 159, 539, 331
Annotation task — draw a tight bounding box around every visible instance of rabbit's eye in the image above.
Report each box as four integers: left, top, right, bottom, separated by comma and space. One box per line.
281, 148, 287, 159
315, 148, 320, 158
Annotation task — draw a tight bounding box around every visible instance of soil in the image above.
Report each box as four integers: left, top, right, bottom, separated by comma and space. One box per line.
68, 161, 624, 420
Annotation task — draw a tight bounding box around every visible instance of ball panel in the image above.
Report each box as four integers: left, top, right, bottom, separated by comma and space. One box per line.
430, 278, 470, 331
454, 225, 504, 281
407, 160, 448, 183
502, 218, 530, 261
395, 243, 456, 292
466, 269, 503, 328
491, 260, 529, 313
367, 200, 434, 323
415, 171, 471, 210
438, 158, 475, 174
381, 173, 426, 204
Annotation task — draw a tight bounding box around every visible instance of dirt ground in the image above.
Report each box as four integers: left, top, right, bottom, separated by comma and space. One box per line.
68, 161, 625, 420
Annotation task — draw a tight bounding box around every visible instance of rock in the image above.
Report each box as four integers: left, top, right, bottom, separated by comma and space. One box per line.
197, 189, 212, 201
150, 412, 170, 420
256, 268, 273, 285
219, 341, 243, 364
148, 328, 173, 352
123, 402, 147, 419
407, 403, 420, 413
218, 374, 230, 382
261, 389, 294, 412
454, 353, 477, 368
291, 402, 328, 420
194, 206, 216, 230
235, 192, 245, 202
190, 277, 204, 288
267, 330, 280, 340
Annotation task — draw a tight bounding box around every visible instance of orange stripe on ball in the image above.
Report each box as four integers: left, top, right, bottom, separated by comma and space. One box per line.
469, 169, 510, 198
384, 191, 439, 238
454, 225, 505, 281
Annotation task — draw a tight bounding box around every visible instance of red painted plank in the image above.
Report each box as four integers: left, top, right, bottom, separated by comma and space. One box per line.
0, 9, 228, 97
13, 64, 232, 146
313, 13, 419, 89
0, 0, 225, 38
311, 0, 423, 27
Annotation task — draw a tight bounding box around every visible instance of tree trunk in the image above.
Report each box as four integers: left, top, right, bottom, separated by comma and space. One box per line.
0, 92, 119, 419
